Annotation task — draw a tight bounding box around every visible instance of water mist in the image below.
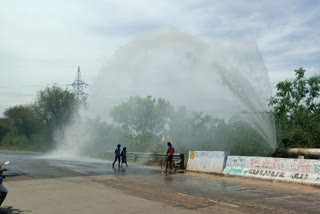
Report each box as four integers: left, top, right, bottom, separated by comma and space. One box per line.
54, 30, 277, 157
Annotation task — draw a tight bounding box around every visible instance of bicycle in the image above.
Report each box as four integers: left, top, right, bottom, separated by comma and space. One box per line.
161, 157, 177, 174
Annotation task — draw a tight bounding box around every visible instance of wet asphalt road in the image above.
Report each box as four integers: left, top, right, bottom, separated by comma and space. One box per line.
2, 152, 320, 214
0, 152, 159, 180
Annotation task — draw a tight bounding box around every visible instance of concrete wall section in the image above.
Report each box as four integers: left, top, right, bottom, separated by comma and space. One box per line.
223, 156, 320, 185
186, 151, 230, 173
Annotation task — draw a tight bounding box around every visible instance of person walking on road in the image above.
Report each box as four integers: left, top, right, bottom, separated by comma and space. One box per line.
165, 142, 175, 174
113, 144, 121, 169
0, 167, 8, 206
121, 147, 128, 167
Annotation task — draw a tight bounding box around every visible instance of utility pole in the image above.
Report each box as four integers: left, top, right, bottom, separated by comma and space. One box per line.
70, 66, 88, 102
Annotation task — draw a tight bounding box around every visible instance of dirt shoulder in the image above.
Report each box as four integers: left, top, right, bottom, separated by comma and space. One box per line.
2, 175, 245, 214
3, 172, 314, 214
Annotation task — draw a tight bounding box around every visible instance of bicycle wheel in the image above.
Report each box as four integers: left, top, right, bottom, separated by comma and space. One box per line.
169, 160, 177, 174
160, 159, 166, 173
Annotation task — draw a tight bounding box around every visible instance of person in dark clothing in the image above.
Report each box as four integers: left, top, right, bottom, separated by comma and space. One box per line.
112, 144, 121, 168
121, 147, 128, 167
165, 142, 175, 174
0, 168, 8, 206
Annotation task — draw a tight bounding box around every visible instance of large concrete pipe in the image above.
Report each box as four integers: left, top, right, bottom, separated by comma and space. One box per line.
273, 148, 320, 159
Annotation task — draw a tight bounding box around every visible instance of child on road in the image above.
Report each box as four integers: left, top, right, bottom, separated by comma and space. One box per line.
112, 144, 121, 168
121, 147, 128, 167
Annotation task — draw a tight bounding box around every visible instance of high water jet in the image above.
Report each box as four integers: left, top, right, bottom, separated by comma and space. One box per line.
55, 30, 277, 157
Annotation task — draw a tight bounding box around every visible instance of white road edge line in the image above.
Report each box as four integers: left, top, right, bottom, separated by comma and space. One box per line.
209, 199, 240, 208
49, 165, 89, 174
177, 192, 194, 198
176, 192, 239, 208
71, 169, 88, 174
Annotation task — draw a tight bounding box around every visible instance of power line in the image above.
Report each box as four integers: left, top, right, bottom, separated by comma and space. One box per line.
0, 93, 36, 97
0, 83, 71, 97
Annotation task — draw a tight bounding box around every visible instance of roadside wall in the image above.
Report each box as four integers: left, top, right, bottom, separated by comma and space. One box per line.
186, 151, 230, 173
223, 156, 320, 185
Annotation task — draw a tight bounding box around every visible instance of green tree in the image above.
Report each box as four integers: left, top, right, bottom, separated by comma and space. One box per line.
111, 96, 172, 151
3, 105, 40, 140
111, 96, 172, 135
0, 118, 11, 142
1, 132, 29, 147
0, 105, 48, 150
76, 117, 130, 155
167, 107, 192, 151
33, 85, 79, 149
168, 108, 225, 152
221, 115, 273, 155
269, 68, 320, 147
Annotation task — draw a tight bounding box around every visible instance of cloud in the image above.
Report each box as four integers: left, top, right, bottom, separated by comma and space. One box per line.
0, 0, 319, 113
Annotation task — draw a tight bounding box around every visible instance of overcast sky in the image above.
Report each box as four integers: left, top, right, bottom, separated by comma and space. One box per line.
1, 0, 319, 115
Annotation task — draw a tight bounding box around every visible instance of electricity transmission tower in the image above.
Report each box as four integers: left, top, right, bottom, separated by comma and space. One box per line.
70, 66, 88, 102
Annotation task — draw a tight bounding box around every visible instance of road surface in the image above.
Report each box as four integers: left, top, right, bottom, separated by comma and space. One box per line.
1, 152, 320, 214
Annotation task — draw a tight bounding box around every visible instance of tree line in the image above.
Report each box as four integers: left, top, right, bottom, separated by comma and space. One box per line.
269, 68, 320, 148
0, 85, 79, 151
0, 68, 319, 154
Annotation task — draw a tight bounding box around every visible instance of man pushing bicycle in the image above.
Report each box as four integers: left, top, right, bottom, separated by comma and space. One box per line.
165, 142, 175, 174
